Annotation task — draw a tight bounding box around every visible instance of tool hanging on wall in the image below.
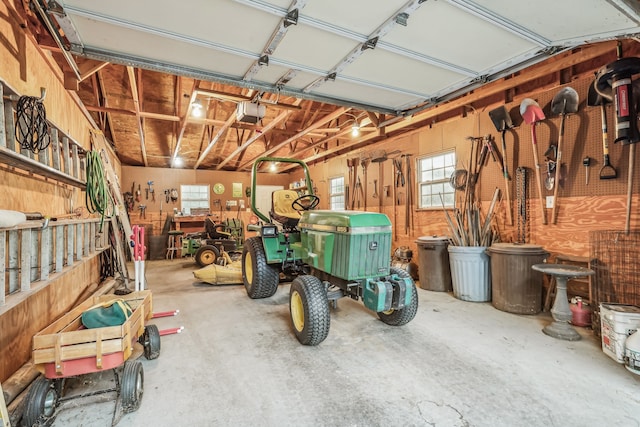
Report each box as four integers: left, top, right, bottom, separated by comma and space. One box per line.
370, 150, 387, 212
516, 167, 529, 243
138, 204, 146, 219
520, 98, 548, 225
595, 42, 640, 234
147, 180, 155, 201
583, 157, 591, 185
588, 78, 618, 180
136, 184, 141, 203
489, 106, 514, 226
170, 188, 178, 202
360, 156, 370, 210
550, 86, 579, 224
404, 154, 413, 235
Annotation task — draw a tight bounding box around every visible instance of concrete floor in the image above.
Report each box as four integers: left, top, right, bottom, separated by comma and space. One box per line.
52, 258, 640, 427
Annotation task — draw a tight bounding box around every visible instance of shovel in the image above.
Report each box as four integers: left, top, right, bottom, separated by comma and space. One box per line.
519, 98, 548, 225
489, 106, 514, 226
550, 87, 579, 224
588, 80, 617, 180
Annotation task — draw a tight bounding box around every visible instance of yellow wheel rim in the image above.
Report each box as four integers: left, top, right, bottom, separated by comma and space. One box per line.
382, 309, 395, 315
202, 250, 215, 264
244, 253, 253, 284
291, 290, 304, 332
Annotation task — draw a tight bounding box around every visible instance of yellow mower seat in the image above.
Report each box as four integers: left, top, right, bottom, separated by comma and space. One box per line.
271, 190, 301, 228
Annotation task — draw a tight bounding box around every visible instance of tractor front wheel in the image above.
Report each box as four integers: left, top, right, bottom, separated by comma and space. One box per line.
377, 267, 419, 326
242, 237, 279, 299
289, 275, 330, 345
195, 245, 220, 267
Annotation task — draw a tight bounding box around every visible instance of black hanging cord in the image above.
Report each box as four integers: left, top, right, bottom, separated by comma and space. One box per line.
15, 95, 50, 153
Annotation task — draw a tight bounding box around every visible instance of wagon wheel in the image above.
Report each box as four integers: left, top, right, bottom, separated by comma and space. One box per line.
139, 324, 161, 360
120, 360, 144, 413
23, 375, 59, 427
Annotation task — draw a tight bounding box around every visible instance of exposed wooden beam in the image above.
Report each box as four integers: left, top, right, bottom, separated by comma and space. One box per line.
78, 59, 109, 82
195, 88, 301, 111
217, 110, 292, 170
194, 113, 236, 169
366, 111, 379, 127
238, 106, 349, 170
126, 66, 148, 166
96, 70, 117, 146
172, 80, 199, 167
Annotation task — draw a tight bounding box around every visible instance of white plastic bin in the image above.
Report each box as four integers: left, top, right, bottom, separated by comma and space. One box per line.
448, 246, 491, 302
600, 303, 640, 363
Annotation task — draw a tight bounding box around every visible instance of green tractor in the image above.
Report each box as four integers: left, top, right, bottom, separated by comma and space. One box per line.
242, 157, 418, 345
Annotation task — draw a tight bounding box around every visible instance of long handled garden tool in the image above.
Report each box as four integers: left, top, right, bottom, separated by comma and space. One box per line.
520, 98, 547, 225
550, 87, 579, 224
588, 79, 617, 180
489, 105, 514, 225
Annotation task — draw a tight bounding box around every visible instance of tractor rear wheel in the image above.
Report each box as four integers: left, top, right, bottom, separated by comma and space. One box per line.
289, 275, 330, 345
377, 267, 419, 326
195, 245, 220, 267
242, 237, 279, 299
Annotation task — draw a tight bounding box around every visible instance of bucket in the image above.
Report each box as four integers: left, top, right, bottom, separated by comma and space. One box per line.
487, 243, 548, 314
416, 236, 452, 292
448, 246, 491, 302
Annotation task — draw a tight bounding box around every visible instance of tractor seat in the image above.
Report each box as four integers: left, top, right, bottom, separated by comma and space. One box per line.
205, 217, 231, 239
270, 189, 301, 228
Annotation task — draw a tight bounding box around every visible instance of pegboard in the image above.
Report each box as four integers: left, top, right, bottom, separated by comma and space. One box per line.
450, 74, 635, 204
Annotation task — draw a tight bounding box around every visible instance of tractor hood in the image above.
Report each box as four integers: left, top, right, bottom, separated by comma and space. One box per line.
299, 210, 392, 232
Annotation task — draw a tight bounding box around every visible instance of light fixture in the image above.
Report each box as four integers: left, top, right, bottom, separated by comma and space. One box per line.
343, 113, 363, 138
269, 162, 277, 172
173, 157, 183, 167
191, 100, 203, 118
351, 122, 360, 137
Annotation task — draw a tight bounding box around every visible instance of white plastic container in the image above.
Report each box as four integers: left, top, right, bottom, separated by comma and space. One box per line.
600, 303, 640, 363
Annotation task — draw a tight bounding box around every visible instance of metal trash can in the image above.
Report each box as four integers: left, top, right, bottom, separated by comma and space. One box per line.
487, 243, 549, 314
416, 236, 452, 291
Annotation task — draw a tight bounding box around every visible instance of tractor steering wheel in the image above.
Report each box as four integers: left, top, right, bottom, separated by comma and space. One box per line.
292, 194, 320, 212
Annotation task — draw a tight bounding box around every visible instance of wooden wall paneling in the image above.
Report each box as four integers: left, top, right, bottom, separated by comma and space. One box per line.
0, 231, 4, 306
0, 255, 101, 383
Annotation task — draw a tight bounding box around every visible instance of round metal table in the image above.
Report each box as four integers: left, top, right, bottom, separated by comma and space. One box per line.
531, 263, 595, 341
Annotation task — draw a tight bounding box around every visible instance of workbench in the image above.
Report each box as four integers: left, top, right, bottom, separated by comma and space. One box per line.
172, 215, 207, 234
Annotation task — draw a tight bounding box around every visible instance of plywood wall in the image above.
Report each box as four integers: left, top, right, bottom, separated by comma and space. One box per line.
308, 73, 639, 260
0, 3, 116, 383
0, 255, 101, 383
121, 165, 290, 236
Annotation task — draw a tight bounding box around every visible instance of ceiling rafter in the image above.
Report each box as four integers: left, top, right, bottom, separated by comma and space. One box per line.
194, 112, 237, 169
171, 79, 200, 167
126, 66, 148, 166
216, 110, 293, 170
95, 70, 116, 146
238, 106, 349, 170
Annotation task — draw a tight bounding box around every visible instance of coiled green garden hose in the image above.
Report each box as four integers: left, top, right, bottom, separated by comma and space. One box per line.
85, 151, 111, 231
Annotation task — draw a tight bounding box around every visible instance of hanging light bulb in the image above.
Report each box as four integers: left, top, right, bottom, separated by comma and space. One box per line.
191, 100, 203, 118
351, 122, 360, 137
270, 162, 277, 172
173, 157, 183, 167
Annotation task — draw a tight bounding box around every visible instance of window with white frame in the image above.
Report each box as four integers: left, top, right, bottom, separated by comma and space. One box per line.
417, 151, 456, 209
329, 176, 345, 210
180, 185, 210, 214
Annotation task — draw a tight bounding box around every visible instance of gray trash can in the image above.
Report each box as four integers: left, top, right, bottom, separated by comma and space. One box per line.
487, 243, 549, 314
416, 236, 452, 291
